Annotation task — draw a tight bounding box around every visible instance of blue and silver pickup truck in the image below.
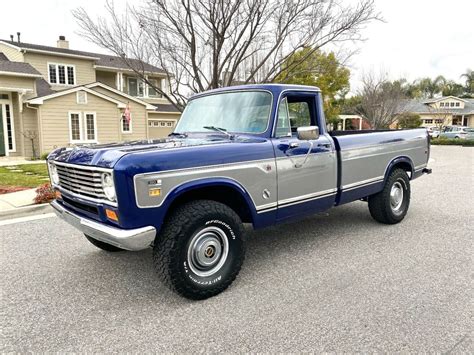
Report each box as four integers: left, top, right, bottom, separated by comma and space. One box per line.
48, 84, 431, 299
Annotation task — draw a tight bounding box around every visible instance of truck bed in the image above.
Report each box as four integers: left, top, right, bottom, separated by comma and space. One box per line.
330, 128, 429, 205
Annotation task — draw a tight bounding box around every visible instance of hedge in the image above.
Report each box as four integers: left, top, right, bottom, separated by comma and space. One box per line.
431, 138, 474, 146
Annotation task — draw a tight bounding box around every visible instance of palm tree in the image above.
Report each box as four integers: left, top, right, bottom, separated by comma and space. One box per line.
460, 69, 474, 94
416, 75, 446, 98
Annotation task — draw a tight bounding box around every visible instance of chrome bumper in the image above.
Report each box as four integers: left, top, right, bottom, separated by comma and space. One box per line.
51, 200, 156, 251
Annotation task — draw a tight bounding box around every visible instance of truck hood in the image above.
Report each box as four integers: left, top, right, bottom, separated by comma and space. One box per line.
48, 135, 264, 168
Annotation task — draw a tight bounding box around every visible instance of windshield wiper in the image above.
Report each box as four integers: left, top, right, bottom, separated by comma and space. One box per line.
203, 126, 234, 139
168, 132, 188, 138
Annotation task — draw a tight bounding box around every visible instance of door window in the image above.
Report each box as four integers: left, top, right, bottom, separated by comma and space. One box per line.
275, 98, 291, 137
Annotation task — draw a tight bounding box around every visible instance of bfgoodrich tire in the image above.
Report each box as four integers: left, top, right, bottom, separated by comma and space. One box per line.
84, 234, 125, 252
153, 200, 245, 300
368, 168, 411, 224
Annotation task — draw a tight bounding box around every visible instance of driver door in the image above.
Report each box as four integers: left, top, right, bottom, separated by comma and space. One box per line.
272, 95, 337, 221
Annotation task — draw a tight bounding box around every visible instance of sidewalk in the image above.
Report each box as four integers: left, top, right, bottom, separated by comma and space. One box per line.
0, 188, 37, 211
0, 156, 46, 167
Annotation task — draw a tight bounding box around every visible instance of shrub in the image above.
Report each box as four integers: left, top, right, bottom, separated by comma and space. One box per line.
431, 138, 474, 146
34, 183, 55, 204
40, 152, 50, 160
397, 113, 422, 129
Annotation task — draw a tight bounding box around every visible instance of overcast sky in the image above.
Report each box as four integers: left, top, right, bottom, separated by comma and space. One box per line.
1, 0, 472, 92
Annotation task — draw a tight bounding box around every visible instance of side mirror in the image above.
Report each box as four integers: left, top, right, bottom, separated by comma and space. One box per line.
297, 126, 319, 140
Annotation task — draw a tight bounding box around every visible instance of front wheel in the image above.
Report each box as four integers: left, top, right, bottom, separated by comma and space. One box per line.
368, 168, 411, 224
153, 200, 245, 300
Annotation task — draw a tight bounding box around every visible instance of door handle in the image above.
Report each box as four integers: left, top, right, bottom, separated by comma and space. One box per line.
318, 143, 331, 148
289, 142, 299, 149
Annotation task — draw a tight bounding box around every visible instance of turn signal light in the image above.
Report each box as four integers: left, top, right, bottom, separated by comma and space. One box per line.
55, 190, 62, 199
149, 188, 161, 197
105, 209, 119, 222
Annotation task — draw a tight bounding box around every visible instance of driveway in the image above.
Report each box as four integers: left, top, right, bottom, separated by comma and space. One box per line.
1, 146, 473, 352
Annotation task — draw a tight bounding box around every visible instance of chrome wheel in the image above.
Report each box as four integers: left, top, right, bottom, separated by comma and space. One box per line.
187, 226, 229, 277
390, 181, 404, 214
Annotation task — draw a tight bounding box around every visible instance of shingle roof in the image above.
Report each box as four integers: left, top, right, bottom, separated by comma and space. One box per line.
152, 103, 181, 113
35, 78, 55, 97
401, 98, 474, 115
0, 40, 165, 74
0, 52, 9, 61
0, 60, 42, 76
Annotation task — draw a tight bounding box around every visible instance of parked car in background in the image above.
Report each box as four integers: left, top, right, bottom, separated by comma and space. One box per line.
440, 126, 474, 140
426, 126, 440, 138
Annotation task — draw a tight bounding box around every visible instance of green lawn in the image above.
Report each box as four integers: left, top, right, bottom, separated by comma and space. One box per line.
0, 163, 50, 188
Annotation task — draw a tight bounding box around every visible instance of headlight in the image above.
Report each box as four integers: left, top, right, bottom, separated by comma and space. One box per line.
101, 172, 116, 202
48, 162, 59, 185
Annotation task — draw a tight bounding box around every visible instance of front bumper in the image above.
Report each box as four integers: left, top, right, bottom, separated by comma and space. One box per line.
51, 200, 156, 251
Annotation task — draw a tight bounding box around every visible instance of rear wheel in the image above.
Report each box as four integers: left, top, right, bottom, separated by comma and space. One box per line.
153, 200, 245, 300
84, 234, 124, 252
368, 168, 411, 224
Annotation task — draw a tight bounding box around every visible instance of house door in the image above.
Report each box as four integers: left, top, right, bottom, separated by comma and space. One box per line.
0, 93, 15, 157
0, 107, 5, 156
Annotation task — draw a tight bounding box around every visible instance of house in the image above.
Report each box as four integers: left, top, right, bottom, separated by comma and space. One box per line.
401, 96, 474, 128
0, 35, 181, 158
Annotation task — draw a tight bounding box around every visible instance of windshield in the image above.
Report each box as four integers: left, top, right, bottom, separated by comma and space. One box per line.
175, 91, 272, 134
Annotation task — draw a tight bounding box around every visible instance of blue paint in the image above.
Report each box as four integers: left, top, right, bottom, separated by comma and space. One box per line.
47, 84, 431, 235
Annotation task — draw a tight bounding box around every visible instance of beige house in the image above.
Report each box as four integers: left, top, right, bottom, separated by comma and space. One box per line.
402, 96, 474, 128
0, 36, 181, 158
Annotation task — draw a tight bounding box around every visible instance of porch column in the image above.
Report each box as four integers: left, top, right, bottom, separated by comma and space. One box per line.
342, 118, 346, 130
359, 117, 363, 130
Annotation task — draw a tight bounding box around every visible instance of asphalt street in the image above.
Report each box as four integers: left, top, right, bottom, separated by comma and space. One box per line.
1, 146, 473, 352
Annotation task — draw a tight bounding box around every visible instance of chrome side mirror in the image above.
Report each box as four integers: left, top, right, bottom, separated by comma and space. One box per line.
297, 126, 319, 140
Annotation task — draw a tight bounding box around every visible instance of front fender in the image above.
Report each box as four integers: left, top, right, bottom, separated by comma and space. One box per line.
160, 177, 259, 222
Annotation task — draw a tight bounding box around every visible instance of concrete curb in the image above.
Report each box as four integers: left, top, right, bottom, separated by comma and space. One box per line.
0, 203, 53, 221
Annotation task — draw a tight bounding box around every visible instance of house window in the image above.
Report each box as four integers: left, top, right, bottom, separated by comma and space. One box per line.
167, 121, 173, 127
76, 91, 87, 104
148, 78, 161, 97
160, 121, 166, 127
70, 113, 81, 141
48, 63, 75, 85
122, 116, 132, 133
450, 102, 455, 107
85, 114, 96, 140
69, 112, 97, 143
48, 64, 57, 84
455, 102, 460, 107
440, 102, 444, 107
424, 119, 433, 124
435, 119, 443, 124
128, 78, 144, 97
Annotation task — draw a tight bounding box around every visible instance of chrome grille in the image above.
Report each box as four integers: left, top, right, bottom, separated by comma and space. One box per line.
54, 164, 106, 201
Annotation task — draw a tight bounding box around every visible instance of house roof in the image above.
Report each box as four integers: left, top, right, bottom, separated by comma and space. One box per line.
402, 97, 474, 115
422, 96, 468, 104
27, 81, 161, 111
0, 59, 43, 77
27, 84, 126, 108
151, 103, 181, 113
0, 39, 165, 74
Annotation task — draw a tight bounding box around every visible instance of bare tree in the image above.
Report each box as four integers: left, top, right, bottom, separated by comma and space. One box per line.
21, 130, 38, 159
73, 0, 379, 111
357, 71, 408, 129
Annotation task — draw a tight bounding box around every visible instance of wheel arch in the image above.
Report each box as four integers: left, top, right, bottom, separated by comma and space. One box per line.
162, 177, 257, 225
384, 156, 414, 182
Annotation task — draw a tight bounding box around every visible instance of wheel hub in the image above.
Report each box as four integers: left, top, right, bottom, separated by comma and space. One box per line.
187, 226, 229, 277
390, 181, 404, 212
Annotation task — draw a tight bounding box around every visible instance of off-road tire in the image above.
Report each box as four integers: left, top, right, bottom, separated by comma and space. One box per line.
153, 200, 245, 300
84, 234, 124, 252
368, 168, 411, 224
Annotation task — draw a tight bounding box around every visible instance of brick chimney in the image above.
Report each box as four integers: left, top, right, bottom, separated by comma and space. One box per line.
57, 35, 69, 49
